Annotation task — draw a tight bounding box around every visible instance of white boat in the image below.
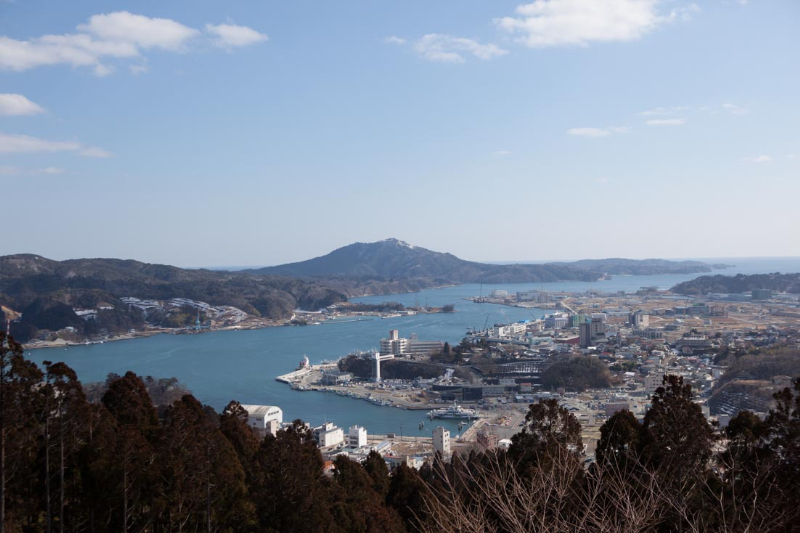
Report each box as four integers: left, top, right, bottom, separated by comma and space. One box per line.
428, 402, 478, 420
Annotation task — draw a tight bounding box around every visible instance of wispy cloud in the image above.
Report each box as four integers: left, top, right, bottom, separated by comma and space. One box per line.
0, 165, 65, 176
0, 132, 110, 157
568, 126, 628, 137
0, 11, 267, 75
384, 36, 407, 45
743, 155, 772, 163
0, 93, 44, 115
639, 105, 688, 116
414, 34, 507, 63
496, 0, 699, 48
205, 23, 268, 49
493, 150, 512, 156
722, 102, 748, 115
645, 118, 686, 126
78, 11, 199, 51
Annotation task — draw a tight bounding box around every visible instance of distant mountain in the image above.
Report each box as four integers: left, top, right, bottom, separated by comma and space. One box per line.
249, 239, 728, 287
672, 273, 800, 295
552, 258, 723, 276
0, 254, 345, 341
248, 239, 601, 286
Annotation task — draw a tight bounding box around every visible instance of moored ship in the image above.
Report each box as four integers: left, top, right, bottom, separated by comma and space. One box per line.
428, 402, 478, 420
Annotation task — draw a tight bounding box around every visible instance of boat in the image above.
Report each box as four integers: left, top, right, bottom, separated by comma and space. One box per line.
427, 402, 478, 420
381, 313, 401, 319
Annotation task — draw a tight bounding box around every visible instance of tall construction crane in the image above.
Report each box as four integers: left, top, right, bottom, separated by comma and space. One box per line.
498, 308, 511, 324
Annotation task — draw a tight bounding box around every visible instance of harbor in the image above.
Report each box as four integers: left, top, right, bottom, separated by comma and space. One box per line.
24, 259, 800, 439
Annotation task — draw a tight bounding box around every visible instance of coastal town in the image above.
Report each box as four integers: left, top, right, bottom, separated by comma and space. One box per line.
258, 284, 800, 468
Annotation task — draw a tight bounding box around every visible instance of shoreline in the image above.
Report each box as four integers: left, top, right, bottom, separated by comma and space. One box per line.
22, 303, 456, 352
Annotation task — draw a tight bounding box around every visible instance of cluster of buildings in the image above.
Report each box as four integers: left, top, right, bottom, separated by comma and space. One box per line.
118, 296, 250, 327
239, 401, 458, 472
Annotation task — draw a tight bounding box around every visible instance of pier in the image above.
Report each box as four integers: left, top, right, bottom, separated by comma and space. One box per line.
275, 367, 314, 383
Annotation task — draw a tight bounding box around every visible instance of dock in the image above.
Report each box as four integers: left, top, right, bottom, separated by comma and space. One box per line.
275, 367, 314, 383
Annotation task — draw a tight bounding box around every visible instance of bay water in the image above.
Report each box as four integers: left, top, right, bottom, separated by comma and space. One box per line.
25, 258, 800, 437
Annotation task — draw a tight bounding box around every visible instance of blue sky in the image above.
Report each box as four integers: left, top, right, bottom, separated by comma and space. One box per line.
1, 0, 798, 266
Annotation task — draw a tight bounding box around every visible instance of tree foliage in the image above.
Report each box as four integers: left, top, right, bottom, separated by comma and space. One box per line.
3, 329, 800, 533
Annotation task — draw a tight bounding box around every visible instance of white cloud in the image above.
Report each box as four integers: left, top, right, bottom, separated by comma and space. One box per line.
788, 154, 797, 160
0, 12, 267, 74
78, 11, 199, 51
743, 155, 772, 163
0, 132, 81, 153
493, 150, 512, 156
496, 0, 698, 48
384, 36, 407, 45
568, 128, 609, 137
0, 93, 44, 115
0, 132, 110, 157
568, 126, 628, 137
205, 23, 268, 48
0, 165, 65, 176
639, 105, 688, 116
645, 118, 686, 126
722, 102, 747, 114
93, 63, 115, 77
0, 34, 137, 72
597, 177, 609, 184
129, 64, 148, 75
414, 34, 507, 63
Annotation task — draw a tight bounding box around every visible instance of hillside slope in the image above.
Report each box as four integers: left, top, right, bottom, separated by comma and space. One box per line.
0, 254, 346, 340
550, 257, 723, 275
672, 273, 800, 295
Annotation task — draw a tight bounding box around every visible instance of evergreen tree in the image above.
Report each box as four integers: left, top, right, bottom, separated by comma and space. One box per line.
387, 463, 430, 532
250, 420, 331, 533
595, 409, 642, 468
640, 375, 715, 474
0, 330, 44, 533
362, 450, 390, 498
330, 456, 404, 533
508, 398, 583, 472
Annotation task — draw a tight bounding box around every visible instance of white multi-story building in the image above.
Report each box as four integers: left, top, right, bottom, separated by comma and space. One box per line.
645, 371, 666, 397
380, 329, 409, 356
240, 405, 283, 436
629, 310, 650, 328
313, 422, 344, 448
544, 313, 569, 330
348, 425, 368, 448
433, 426, 451, 456
494, 322, 528, 337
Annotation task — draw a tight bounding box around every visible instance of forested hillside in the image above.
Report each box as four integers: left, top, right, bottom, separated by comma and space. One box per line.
0, 254, 345, 341
672, 272, 800, 295
250, 238, 600, 285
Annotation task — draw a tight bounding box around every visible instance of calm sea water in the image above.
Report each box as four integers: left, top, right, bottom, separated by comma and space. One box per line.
25, 258, 800, 436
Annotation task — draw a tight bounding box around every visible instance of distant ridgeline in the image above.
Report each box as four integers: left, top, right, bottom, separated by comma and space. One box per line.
0, 254, 345, 342
0, 242, 726, 342
672, 272, 800, 295
248, 239, 721, 296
